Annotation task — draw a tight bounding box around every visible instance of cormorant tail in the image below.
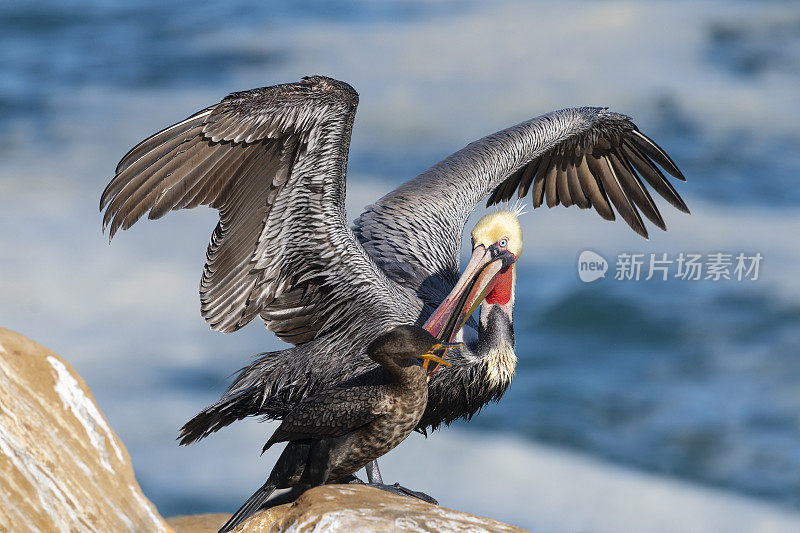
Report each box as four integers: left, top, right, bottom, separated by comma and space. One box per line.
220, 440, 314, 532
218, 480, 277, 533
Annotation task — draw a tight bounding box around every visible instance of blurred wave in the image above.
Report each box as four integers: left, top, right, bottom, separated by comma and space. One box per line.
482, 280, 800, 506
1, 0, 799, 527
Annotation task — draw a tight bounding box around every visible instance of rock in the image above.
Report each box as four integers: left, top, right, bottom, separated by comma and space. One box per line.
210, 484, 525, 532
168, 506, 289, 533
0, 328, 168, 532
167, 513, 238, 533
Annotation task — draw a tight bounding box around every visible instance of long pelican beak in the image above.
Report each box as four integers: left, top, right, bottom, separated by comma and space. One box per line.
421, 244, 515, 372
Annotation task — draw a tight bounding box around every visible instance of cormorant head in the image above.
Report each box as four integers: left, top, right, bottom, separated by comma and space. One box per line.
367, 325, 455, 369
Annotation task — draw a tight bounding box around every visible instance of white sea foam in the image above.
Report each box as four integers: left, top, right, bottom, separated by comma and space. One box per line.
380, 430, 800, 533
210, 0, 800, 146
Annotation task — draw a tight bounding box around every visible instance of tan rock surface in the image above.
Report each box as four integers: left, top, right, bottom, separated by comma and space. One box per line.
168, 506, 288, 533
167, 513, 236, 533
230, 484, 527, 533
0, 328, 168, 532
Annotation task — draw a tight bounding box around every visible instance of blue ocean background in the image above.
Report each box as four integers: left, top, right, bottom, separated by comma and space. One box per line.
2, 1, 800, 531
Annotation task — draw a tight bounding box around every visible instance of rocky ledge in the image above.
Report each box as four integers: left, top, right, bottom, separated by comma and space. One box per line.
169, 484, 526, 532
0, 328, 524, 532
0, 328, 166, 532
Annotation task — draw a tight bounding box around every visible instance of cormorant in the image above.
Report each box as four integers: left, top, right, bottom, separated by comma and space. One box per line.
219, 325, 455, 533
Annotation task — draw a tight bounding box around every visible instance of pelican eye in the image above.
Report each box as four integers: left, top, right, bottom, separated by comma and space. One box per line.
498, 238, 508, 248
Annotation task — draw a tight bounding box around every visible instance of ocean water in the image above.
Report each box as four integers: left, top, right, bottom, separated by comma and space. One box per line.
2, 1, 800, 530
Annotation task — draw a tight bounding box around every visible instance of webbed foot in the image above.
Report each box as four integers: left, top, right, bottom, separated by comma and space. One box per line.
366, 482, 438, 505
329, 474, 366, 485
330, 472, 437, 504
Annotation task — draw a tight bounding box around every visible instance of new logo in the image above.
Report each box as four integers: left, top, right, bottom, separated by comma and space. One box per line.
578, 250, 608, 283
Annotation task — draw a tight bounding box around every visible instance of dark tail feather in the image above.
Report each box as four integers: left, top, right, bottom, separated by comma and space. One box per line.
220, 440, 313, 532
179, 384, 260, 445
178, 350, 300, 445
218, 480, 277, 533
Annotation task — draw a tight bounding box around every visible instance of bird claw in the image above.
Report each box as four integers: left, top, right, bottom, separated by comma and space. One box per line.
366, 482, 438, 505
328, 475, 437, 504
328, 474, 366, 485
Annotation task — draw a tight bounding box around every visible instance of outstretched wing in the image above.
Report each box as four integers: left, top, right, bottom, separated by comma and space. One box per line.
354, 107, 688, 298
101, 76, 417, 344
263, 386, 383, 449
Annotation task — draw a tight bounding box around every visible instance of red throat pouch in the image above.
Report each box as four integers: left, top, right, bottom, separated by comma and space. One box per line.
485, 266, 513, 305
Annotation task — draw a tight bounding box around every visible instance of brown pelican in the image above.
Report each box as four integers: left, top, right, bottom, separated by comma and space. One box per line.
100, 75, 688, 485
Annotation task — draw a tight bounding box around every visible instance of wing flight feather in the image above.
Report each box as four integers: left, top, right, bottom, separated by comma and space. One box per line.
101, 76, 417, 344
354, 107, 689, 301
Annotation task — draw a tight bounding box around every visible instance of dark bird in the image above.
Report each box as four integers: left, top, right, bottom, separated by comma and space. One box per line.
218, 325, 453, 533
99, 75, 688, 481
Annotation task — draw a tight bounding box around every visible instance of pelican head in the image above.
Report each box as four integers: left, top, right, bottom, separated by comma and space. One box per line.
471, 209, 523, 262
424, 209, 522, 343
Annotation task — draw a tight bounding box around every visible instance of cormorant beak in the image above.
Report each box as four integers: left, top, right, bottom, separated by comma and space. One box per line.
416, 341, 464, 367
423, 244, 516, 343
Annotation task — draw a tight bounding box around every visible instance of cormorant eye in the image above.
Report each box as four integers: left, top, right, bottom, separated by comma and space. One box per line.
498, 238, 508, 248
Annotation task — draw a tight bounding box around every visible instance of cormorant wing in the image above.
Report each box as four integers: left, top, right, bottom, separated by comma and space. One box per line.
101, 76, 416, 344
354, 107, 689, 299
262, 386, 384, 450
